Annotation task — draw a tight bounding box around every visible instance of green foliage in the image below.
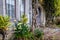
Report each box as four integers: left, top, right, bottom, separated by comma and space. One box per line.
54, 0, 60, 16
43, 0, 60, 17
43, 0, 55, 17
14, 14, 44, 40
21, 14, 28, 24
0, 16, 11, 29
34, 28, 44, 38
15, 14, 33, 39
15, 23, 30, 37
57, 25, 60, 27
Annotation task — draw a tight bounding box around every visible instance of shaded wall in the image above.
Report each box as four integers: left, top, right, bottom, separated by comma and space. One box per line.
0, 0, 3, 15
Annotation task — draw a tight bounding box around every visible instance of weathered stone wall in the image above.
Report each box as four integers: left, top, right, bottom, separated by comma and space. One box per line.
0, 0, 3, 15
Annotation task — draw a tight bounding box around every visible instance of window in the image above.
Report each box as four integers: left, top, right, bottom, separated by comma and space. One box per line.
29, 0, 32, 25
6, 0, 15, 19
19, 0, 25, 16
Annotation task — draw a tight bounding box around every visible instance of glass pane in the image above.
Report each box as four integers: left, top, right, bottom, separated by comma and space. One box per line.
6, 0, 15, 19
19, 0, 25, 16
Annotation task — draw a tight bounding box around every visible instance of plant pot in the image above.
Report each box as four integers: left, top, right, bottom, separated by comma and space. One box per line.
17, 37, 21, 40
3, 27, 8, 31
0, 28, 5, 40
15, 37, 26, 40
0, 27, 8, 31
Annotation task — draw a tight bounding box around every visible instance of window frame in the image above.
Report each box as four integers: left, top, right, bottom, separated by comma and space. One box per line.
5, 0, 16, 19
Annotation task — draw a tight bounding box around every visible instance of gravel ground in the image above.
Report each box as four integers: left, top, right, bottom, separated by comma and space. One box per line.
0, 34, 3, 40
0, 27, 60, 40
44, 27, 60, 40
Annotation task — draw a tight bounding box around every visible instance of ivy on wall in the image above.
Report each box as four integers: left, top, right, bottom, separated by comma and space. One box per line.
54, 0, 60, 16
43, 0, 60, 17
43, 0, 55, 18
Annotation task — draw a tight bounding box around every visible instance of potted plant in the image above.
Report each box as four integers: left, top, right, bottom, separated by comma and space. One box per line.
14, 14, 33, 40
34, 28, 44, 40
0, 16, 11, 30
0, 16, 11, 40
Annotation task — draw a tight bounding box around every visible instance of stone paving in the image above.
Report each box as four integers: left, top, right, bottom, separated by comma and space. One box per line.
0, 30, 14, 40
0, 27, 60, 40
44, 27, 60, 40
0, 34, 3, 40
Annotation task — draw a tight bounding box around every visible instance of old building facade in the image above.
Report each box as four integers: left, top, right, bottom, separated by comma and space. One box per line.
0, 0, 45, 26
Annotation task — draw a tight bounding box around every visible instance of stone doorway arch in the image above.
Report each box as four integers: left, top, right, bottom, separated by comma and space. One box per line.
32, 0, 46, 28
36, 4, 45, 27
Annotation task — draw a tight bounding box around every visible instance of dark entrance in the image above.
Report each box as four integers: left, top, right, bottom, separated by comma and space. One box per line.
36, 7, 41, 26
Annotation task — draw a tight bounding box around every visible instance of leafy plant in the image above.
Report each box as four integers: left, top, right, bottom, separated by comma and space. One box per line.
14, 14, 33, 40
54, 0, 60, 16
43, 0, 55, 17
34, 28, 44, 39
0, 16, 11, 30
43, 0, 60, 17
21, 14, 28, 24
15, 23, 29, 37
